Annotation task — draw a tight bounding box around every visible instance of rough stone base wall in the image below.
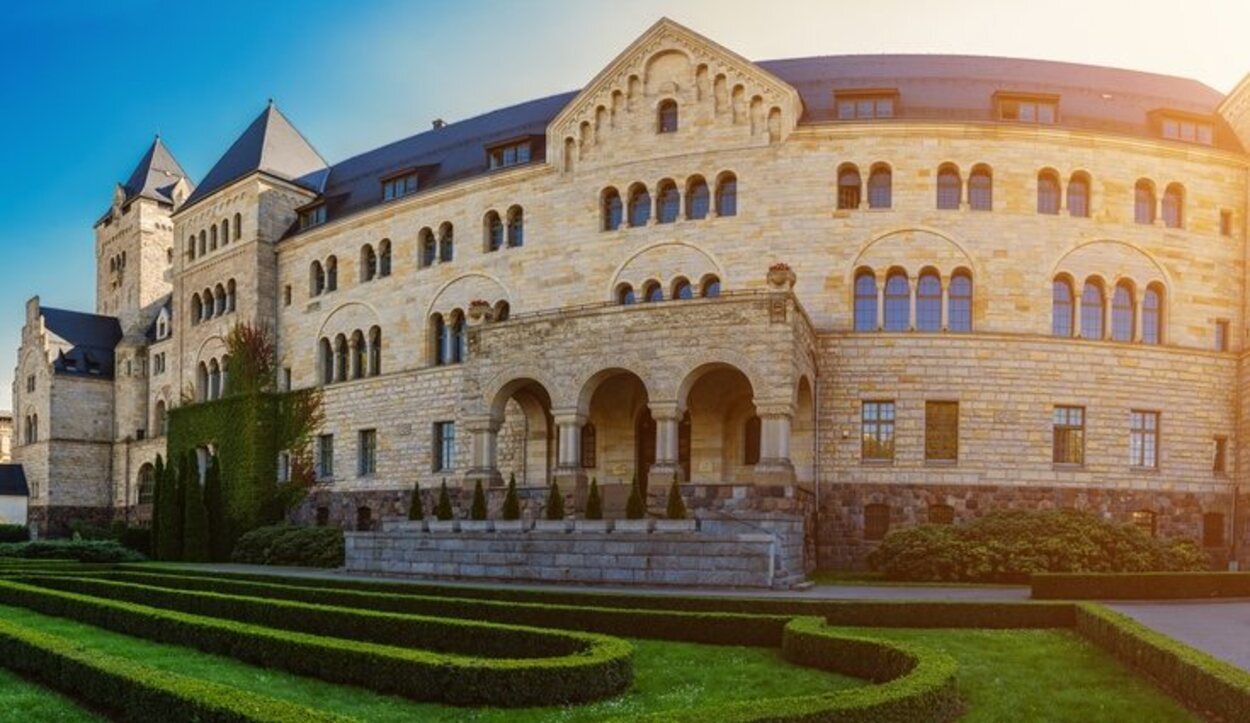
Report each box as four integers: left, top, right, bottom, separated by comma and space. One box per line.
28, 505, 114, 539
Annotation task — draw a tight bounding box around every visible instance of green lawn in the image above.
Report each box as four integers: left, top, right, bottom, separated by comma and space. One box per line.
0, 667, 100, 722
852, 627, 1198, 723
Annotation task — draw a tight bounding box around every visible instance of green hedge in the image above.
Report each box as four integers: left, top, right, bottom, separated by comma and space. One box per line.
0, 540, 143, 563
231, 525, 344, 568
629, 617, 960, 722
1033, 572, 1250, 600
0, 578, 632, 707
0, 525, 28, 543
1075, 604, 1250, 722
0, 615, 348, 722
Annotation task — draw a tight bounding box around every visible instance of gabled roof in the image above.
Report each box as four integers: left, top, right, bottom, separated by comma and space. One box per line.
122, 136, 193, 206
183, 102, 329, 210
40, 306, 122, 379
0, 466, 28, 498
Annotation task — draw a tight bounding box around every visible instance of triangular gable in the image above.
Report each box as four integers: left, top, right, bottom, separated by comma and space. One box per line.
547, 18, 803, 173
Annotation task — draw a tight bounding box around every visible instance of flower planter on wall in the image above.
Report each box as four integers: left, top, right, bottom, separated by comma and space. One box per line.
494, 519, 531, 533
574, 520, 614, 533
533, 519, 573, 533
427, 520, 459, 533
613, 519, 654, 533
459, 520, 493, 533
653, 519, 697, 533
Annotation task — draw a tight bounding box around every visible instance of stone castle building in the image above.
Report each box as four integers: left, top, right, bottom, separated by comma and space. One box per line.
10, 18, 1250, 566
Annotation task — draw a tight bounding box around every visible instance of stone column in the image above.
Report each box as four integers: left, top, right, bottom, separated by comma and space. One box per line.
754, 402, 796, 485
1073, 293, 1083, 338
1133, 296, 1144, 342
875, 273, 886, 330
463, 416, 503, 488
1103, 290, 1114, 340
940, 280, 950, 331
649, 402, 684, 483
552, 410, 588, 497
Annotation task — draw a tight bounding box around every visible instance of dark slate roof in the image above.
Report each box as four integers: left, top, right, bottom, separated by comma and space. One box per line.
144, 296, 173, 343
0, 466, 29, 498
40, 307, 122, 379
122, 136, 193, 206
281, 54, 1235, 236
184, 102, 329, 210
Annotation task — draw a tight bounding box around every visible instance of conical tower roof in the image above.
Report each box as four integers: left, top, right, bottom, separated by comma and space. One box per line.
121, 136, 192, 205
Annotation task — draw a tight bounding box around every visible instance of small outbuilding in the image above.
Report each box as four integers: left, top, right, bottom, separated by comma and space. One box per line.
0, 465, 30, 526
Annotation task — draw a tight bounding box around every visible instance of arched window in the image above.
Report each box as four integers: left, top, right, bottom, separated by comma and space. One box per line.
199, 230, 207, 257
226, 280, 236, 313
643, 280, 663, 303
658, 99, 678, 133
1068, 172, 1090, 218
868, 164, 892, 209
507, 206, 524, 247
438, 223, 454, 263
743, 415, 761, 465
214, 284, 226, 316
155, 400, 167, 436
325, 256, 338, 292
1162, 183, 1184, 229
1135, 180, 1156, 224
191, 293, 203, 325
969, 164, 992, 211
1052, 278, 1074, 337
1142, 285, 1162, 344
419, 228, 436, 267
1112, 282, 1134, 342
361, 245, 377, 281
494, 301, 510, 321
431, 315, 448, 365
617, 283, 636, 305
221, 219, 230, 245
1081, 280, 1105, 339
837, 164, 862, 210
368, 326, 381, 377
883, 271, 910, 332
137, 465, 155, 505
715, 173, 737, 217
233, 213, 242, 240
628, 184, 651, 227
319, 338, 334, 385
937, 164, 961, 209
700, 274, 721, 298
450, 312, 467, 363
686, 176, 710, 220
220, 354, 231, 396
602, 188, 623, 231
854, 271, 877, 332
916, 271, 942, 332
311, 261, 325, 296
672, 277, 693, 300
210, 225, 218, 250
1037, 170, 1060, 214
378, 239, 391, 277
208, 359, 221, 401
202, 288, 214, 320
197, 362, 208, 401
657, 180, 680, 223
350, 330, 366, 380
334, 334, 348, 382
188, 236, 197, 260
948, 272, 973, 332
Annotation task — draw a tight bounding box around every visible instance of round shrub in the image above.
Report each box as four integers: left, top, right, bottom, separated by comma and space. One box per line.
230, 525, 344, 568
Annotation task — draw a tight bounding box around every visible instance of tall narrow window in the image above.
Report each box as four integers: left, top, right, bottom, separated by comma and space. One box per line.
1068, 173, 1090, 218
378, 239, 391, 277
1135, 180, 1156, 225
628, 184, 651, 227
485, 211, 503, 252
1129, 410, 1159, 468
968, 165, 992, 211
1052, 278, 1074, 337
432, 315, 448, 365
1142, 286, 1161, 345
1214, 437, 1228, 475
311, 261, 325, 297
686, 177, 710, 219
602, 188, 623, 231
438, 224, 454, 263
1037, 170, 1060, 214
861, 401, 895, 461
936, 164, 961, 209
916, 271, 942, 332
657, 180, 680, 223
948, 272, 972, 332
325, 256, 338, 292
450, 313, 466, 363
867, 164, 892, 209
362, 245, 377, 282
580, 424, 597, 468
317, 434, 334, 479
837, 164, 861, 210
1080, 280, 1104, 339
419, 228, 436, 267
1053, 406, 1085, 465
369, 327, 381, 376
658, 99, 678, 133
350, 330, 366, 380
715, 173, 737, 217
433, 421, 456, 472
233, 213, 242, 240
925, 401, 959, 463
358, 429, 377, 477
883, 271, 910, 332
1162, 183, 1184, 229
319, 338, 333, 385
334, 335, 348, 383
1111, 283, 1134, 342
854, 271, 877, 332
506, 206, 524, 247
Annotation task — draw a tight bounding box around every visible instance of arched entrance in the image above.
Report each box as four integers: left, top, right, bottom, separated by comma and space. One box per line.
677, 364, 756, 483
493, 379, 554, 487
793, 376, 815, 483
579, 369, 658, 488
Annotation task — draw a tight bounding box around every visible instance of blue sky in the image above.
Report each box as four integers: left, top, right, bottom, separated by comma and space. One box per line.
3, 0, 1249, 410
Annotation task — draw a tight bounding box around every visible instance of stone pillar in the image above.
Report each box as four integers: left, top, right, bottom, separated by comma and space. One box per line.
754, 402, 795, 484
649, 402, 684, 483
1073, 293, 1083, 338
1103, 290, 1114, 340
908, 276, 917, 331
940, 280, 950, 331
875, 274, 885, 330
463, 416, 503, 488
1133, 296, 1144, 342
552, 410, 588, 497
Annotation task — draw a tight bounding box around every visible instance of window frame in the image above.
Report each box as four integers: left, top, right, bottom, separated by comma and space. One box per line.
433, 421, 456, 472
1052, 405, 1085, 466
358, 429, 377, 477
1129, 410, 1160, 469
861, 400, 896, 462
924, 400, 959, 464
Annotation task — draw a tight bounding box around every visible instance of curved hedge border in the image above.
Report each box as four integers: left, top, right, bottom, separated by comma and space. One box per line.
1034, 572, 1250, 600
1075, 604, 1250, 722
0, 616, 352, 722
0, 578, 632, 707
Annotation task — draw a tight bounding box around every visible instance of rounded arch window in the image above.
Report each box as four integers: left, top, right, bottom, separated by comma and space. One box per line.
700, 275, 721, 298
1037, 170, 1060, 215
837, 164, 861, 210
1068, 173, 1091, 218
419, 228, 436, 267
1142, 285, 1162, 344
1081, 280, 1105, 339
715, 173, 737, 217
883, 271, 910, 331
916, 271, 941, 332
672, 277, 693, 300
948, 272, 973, 332
602, 188, 623, 231
936, 165, 961, 209
628, 185, 651, 227
657, 180, 680, 224
1135, 180, 1156, 224
506, 206, 524, 247
617, 283, 636, 305
658, 99, 678, 133
485, 211, 503, 252
867, 164, 892, 209
1162, 183, 1184, 229
1112, 283, 1134, 342
968, 164, 993, 211
686, 176, 710, 220
1052, 278, 1074, 337
438, 223, 454, 262
854, 271, 877, 332
643, 281, 663, 303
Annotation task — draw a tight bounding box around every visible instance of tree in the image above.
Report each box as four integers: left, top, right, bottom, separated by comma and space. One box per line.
665, 477, 687, 520
408, 481, 425, 520
204, 454, 229, 561
501, 473, 520, 520
545, 481, 565, 520
182, 460, 211, 562
585, 478, 603, 520
150, 454, 164, 556
626, 476, 646, 520
435, 479, 454, 521
470, 480, 488, 520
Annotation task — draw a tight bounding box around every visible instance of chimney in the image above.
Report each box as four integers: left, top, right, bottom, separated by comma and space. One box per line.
432, 118, 446, 130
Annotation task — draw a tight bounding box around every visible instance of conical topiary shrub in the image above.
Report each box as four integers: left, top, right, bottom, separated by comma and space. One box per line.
408, 480, 425, 520
470, 479, 488, 520
666, 477, 687, 520
435, 479, 454, 521
545, 480, 565, 520
585, 477, 603, 520
626, 477, 646, 520
501, 473, 521, 520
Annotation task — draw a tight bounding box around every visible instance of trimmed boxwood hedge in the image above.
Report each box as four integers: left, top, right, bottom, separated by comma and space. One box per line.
1033, 572, 1250, 600
0, 578, 632, 707
1075, 603, 1250, 722
0, 616, 350, 722
0, 540, 143, 563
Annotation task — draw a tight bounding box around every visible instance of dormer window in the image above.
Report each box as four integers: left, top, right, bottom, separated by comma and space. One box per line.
1160, 115, 1214, 145
382, 171, 418, 201
835, 90, 897, 120
995, 93, 1058, 124
299, 204, 326, 230
488, 140, 532, 169
658, 100, 678, 133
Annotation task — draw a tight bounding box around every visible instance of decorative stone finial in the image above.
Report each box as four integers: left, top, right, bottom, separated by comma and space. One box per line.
766, 262, 796, 290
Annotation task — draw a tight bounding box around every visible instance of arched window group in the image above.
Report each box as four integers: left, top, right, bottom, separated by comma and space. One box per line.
1036, 170, 1093, 218
853, 267, 973, 333
483, 206, 524, 251
1052, 275, 1164, 344
360, 240, 392, 282
319, 326, 383, 384
934, 163, 992, 210
837, 163, 894, 210
601, 172, 737, 231
187, 213, 242, 261
429, 312, 467, 366
1135, 179, 1185, 229
196, 354, 231, 402
189, 279, 237, 325
616, 274, 721, 305
418, 223, 455, 267
310, 256, 338, 296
